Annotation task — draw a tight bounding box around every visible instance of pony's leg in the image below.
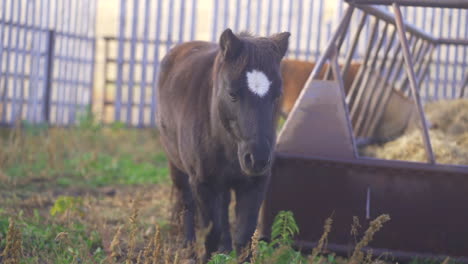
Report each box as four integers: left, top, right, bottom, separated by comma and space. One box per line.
218, 190, 232, 253
193, 182, 222, 261
169, 163, 196, 246
233, 176, 269, 259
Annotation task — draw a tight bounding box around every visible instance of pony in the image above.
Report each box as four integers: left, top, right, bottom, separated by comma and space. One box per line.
157, 28, 290, 261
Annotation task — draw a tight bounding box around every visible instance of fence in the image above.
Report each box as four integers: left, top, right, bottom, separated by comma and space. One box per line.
1, 0, 467, 127
102, 0, 198, 127
0, 0, 97, 126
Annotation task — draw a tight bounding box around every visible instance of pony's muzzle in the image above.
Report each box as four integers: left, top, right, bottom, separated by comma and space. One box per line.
239, 140, 272, 176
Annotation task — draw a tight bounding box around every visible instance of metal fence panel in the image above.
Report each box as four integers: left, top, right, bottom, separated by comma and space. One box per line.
0, 0, 97, 126
105, 0, 198, 127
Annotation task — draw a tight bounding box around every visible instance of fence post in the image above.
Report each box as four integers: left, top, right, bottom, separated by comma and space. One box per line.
44, 30, 55, 124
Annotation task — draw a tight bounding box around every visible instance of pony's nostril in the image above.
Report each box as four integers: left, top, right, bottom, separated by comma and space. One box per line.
244, 153, 254, 168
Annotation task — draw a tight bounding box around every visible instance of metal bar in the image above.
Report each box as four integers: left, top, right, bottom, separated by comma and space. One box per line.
102, 36, 171, 44
87, 39, 97, 115
150, 0, 163, 126
0, 73, 94, 86
400, 39, 429, 93
234, 0, 241, 32
103, 100, 154, 108
25, 0, 35, 122
223, 0, 229, 32
365, 37, 407, 138
417, 44, 436, 93
266, 0, 273, 35
400, 40, 428, 94
443, 9, 453, 98
139, 0, 151, 127
0, 0, 7, 121
330, 45, 358, 158
211, 0, 219, 42
459, 72, 468, 98
103, 39, 110, 106
276, 0, 282, 32
287, 0, 293, 33
346, 0, 468, 9
57, 0, 73, 124
44, 30, 55, 124
353, 4, 436, 43
17, 0, 32, 121
315, 0, 324, 60
256, 0, 262, 34
304, 0, 315, 60
30, 0, 43, 123
127, 0, 139, 125
115, 0, 126, 122
68, 0, 82, 124
294, 0, 303, 59
412, 41, 433, 91
53, 55, 94, 64
344, 2, 352, 56
424, 7, 435, 99
351, 22, 388, 132
341, 12, 367, 79
1, 1, 16, 123
346, 17, 379, 108
10, 0, 22, 123
393, 3, 434, 164
246, 0, 251, 30
324, 9, 357, 80
166, 0, 174, 53
78, 0, 95, 121
462, 9, 468, 98
452, 9, 462, 98
358, 25, 397, 137
308, 6, 355, 81
190, 0, 197, 40
435, 8, 444, 99
179, 0, 186, 43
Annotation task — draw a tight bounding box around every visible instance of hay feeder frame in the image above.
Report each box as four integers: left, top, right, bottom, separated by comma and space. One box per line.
260, 0, 468, 261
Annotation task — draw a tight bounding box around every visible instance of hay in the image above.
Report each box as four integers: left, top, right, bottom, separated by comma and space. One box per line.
361, 99, 468, 165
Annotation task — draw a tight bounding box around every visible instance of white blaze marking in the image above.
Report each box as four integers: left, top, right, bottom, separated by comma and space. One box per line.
246, 70, 271, 97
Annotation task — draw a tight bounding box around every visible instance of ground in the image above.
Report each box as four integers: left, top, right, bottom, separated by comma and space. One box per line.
0, 113, 456, 264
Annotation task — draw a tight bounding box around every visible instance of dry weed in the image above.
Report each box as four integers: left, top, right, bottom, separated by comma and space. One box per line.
441, 257, 450, 264
109, 225, 123, 261
152, 225, 162, 264
250, 229, 260, 264
308, 217, 333, 263
126, 206, 140, 264
348, 214, 390, 264
1, 217, 23, 264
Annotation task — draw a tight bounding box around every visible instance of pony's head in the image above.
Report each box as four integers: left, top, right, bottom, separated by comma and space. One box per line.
213, 29, 290, 176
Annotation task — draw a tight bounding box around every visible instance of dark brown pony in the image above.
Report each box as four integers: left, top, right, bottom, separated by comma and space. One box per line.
280, 59, 362, 116
157, 29, 290, 261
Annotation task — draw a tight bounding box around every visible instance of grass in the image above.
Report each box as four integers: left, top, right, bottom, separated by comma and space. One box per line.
0, 112, 460, 263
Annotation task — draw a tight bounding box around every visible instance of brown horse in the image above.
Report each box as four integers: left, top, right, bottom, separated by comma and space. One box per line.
279, 59, 362, 116
157, 29, 290, 261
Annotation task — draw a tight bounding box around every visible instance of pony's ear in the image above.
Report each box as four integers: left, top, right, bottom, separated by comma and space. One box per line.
219, 28, 243, 61
270, 32, 291, 58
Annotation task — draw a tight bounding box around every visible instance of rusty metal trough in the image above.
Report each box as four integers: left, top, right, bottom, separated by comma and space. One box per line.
260, 0, 468, 261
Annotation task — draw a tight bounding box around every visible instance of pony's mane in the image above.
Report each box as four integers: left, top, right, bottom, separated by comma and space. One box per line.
238, 31, 254, 38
